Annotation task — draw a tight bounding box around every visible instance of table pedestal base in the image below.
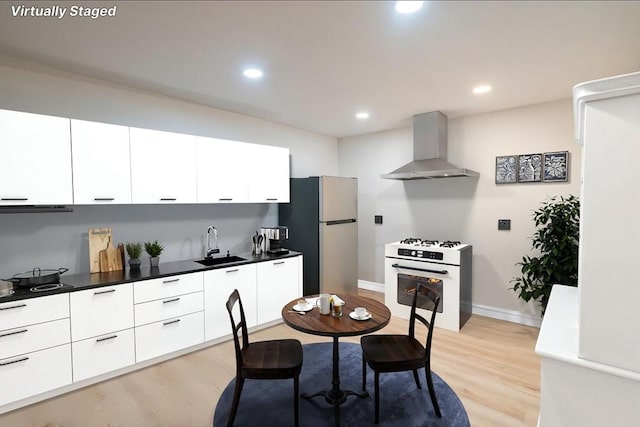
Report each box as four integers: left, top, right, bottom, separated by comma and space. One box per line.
301, 337, 369, 426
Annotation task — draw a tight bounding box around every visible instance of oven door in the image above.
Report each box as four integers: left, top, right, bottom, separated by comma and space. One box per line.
384, 256, 461, 331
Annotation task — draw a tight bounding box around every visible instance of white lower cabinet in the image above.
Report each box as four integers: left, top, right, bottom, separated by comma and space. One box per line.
0, 344, 72, 407
204, 263, 257, 341
0, 318, 70, 360
72, 329, 135, 382
134, 291, 203, 327
135, 312, 204, 362
257, 257, 301, 324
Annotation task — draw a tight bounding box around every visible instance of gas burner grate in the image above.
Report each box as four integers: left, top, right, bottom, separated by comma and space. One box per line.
440, 241, 461, 248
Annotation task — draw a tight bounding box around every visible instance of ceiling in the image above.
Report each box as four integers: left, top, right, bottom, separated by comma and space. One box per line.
1, 1, 639, 138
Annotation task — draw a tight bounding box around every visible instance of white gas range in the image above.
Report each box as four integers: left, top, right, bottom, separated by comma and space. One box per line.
384, 238, 472, 332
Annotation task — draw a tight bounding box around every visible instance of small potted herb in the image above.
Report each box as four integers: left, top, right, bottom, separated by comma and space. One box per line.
144, 240, 165, 267
125, 242, 143, 270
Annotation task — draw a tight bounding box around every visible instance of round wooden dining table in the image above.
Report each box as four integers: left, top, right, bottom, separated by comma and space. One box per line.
281, 294, 391, 427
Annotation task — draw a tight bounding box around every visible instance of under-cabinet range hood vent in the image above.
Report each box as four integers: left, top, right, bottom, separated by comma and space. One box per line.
381, 111, 479, 180
0, 205, 73, 214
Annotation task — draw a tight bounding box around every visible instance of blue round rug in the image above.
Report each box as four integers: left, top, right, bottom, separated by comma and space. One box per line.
214, 342, 469, 426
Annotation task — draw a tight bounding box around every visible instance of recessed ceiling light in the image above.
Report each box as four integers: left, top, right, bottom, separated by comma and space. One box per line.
473, 85, 492, 94
356, 112, 370, 119
395, 1, 424, 14
243, 68, 263, 79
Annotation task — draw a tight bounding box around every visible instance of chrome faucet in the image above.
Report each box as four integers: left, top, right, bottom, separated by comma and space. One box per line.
206, 225, 220, 257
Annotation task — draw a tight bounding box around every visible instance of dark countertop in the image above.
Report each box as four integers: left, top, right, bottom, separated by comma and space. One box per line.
0, 251, 302, 304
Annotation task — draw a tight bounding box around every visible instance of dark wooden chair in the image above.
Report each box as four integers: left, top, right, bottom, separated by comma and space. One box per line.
226, 289, 303, 426
360, 284, 442, 423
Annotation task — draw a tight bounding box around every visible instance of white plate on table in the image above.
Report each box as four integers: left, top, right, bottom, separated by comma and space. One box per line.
349, 311, 372, 321
292, 303, 313, 312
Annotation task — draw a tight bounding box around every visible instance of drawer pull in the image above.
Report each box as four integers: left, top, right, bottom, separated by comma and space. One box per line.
0, 329, 28, 338
266, 198, 278, 201
96, 335, 118, 343
94, 289, 116, 295
160, 198, 177, 201
163, 319, 181, 326
163, 297, 180, 304
273, 261, 285, 265
163, 278, 180, 284
1, 197, 28, 201
0, 357, 29, 366
0, 303, 27, 311
218, 198, 233, 201
93, 197, 115, 201
225, 268, 239, 273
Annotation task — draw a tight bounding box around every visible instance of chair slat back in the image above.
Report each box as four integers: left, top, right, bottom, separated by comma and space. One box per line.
226, 289, 250, 372
408, 284, 441, 357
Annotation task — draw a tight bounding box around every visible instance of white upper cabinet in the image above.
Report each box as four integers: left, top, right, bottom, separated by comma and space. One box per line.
71, 119, 132, 204
129, 127, 197, 204
196, 137, 249, 203
247, 143, 290, 203
0, 109, 72, 205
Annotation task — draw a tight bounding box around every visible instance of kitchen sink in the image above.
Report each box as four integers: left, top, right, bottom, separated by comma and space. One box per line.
195, 255, 247, 266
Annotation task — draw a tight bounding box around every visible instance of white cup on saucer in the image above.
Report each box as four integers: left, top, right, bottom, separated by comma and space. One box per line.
354, 307, 368, 318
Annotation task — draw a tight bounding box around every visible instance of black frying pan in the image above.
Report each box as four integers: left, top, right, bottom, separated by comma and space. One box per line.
5, 267, 69, 287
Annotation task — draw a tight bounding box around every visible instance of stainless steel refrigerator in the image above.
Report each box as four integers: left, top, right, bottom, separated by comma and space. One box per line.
279, 176, 358, 296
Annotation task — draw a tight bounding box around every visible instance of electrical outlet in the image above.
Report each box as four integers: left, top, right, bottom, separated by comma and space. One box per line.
374, 215, 383, 224
498, 219, 511, 230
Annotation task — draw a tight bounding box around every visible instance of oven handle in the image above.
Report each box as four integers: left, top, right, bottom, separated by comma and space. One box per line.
391, 263, 448, 275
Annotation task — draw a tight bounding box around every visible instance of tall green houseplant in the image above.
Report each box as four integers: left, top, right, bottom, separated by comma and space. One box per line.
511, 195, 580, 316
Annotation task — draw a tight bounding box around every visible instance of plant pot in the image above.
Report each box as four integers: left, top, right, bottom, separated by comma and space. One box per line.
129, 258, 141, 270
149, 256, 160, 267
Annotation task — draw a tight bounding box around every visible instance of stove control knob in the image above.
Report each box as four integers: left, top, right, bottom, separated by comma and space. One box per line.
411, 251, 416, 257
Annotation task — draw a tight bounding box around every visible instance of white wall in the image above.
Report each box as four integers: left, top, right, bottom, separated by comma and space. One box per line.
0, 56, 338, 276
339, 99, 581, 318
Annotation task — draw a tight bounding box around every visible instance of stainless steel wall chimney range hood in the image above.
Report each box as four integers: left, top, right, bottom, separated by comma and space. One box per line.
381, 111, 479, 180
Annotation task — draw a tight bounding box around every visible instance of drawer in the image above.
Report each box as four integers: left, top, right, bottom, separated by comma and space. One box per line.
0, 344, 72, 407
135, 311, 204, 362
70, 283, 134, 342
72, 328, 135, 382
0, 318, 70, 360
0, 293, 69, 331
135, 291, 203, 327
134, 272, 203, 304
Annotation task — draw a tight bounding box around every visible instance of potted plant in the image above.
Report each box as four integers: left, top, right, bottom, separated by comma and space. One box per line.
125, 242, 143, 270
144, 240, 165, 267
510, 195, 580, 316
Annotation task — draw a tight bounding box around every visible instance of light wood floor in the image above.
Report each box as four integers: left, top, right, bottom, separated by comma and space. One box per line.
0, 290, 541, 427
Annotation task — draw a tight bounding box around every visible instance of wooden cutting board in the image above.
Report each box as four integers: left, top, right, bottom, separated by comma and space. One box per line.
99, 236, 123, 272
89, 227, 112, 273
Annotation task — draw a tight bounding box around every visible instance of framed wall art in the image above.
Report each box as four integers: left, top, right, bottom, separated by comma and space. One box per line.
518, 153, 542, 183
495, 155, 518, 184
543, 151, 569, 182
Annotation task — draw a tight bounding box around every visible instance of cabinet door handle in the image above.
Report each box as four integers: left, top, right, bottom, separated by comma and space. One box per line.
0, 357, 29, 366
273, 261, 285, 265
218, 198, 233, 201
96, 335, 118, 342
160, 198, 177, 201
0, 329, 28, 339
93, 197, 115, 201
225, 268, 239, 273
1, 198, 28, 201
266, 198, 278, 201
163, 297, 180, 304
94, 289, 116, 295
0, 304, 27, 311
163, 319, 181, 326
163, 278, 180, 284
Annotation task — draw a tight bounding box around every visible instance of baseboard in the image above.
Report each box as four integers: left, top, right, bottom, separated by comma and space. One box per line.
470, 302, 542, 328
358, 280, 541, 328
358, 279, 385, 293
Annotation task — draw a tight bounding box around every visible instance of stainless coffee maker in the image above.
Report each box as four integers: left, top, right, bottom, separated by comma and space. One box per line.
260, 226, 289, 255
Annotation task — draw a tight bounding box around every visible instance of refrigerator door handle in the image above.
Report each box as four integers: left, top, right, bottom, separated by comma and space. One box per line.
325, 219, 356, 226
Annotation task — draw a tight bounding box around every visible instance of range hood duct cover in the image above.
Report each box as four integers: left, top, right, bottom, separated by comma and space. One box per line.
381, 111, 479, 180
